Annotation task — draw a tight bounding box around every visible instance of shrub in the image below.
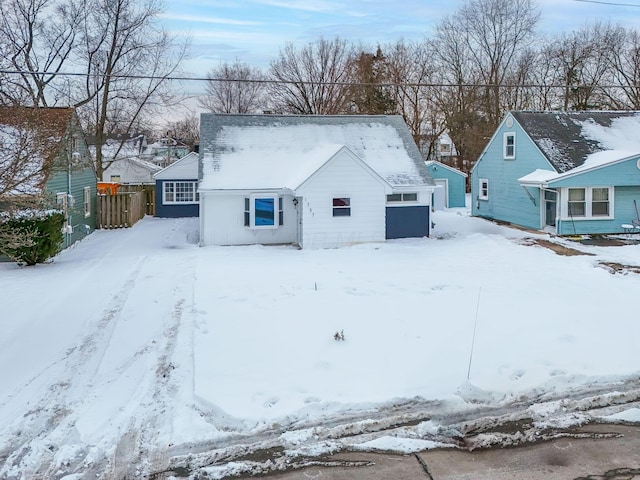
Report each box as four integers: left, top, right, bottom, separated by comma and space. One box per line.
0, 210, 65, 265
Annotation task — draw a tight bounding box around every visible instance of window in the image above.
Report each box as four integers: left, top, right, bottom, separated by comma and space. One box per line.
255, 198, 275, 226
332, 197, 351, 217
244, 195, 283, 228
56, 192, 67, 210
591, 187, 609, 216
83, 186, 91, 217
568, 188, 585, 217
163, 181, 198, 204
110, 175, 121, 182
387, 193, 418, 203
504, 132, 515, 159
564, 187, 613, 219
478, 178, 489, 200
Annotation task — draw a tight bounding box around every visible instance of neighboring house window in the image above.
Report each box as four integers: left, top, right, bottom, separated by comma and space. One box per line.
110, 175, 121, 182
83, 186, 91, 217
503, 132, 515, 159
386, 193, 418, 202
163, 181, 198, 204
478, 179, 489, 200
591, 187, 610, 216
244, 195, 282, 228
566, 187, 612, 219
440, 144, 451, 154
568, 188, 585, 216
333, 197, 351, 217
56, 192, 67, 210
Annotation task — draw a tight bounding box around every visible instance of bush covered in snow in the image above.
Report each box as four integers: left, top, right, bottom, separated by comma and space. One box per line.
0, 209, 65, 265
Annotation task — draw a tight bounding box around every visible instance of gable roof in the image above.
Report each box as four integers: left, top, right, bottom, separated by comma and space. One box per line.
511, 111, 640, 173
199, 114, 435, 190
425, 160, 468, 177
0, 106, 76, 195
154, 151, 198, 180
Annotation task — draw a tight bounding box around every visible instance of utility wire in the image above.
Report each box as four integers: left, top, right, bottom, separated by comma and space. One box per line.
0, 69, 635, 89
572, 0, 640, 6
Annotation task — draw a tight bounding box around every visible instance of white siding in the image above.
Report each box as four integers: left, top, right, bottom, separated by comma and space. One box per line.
154, 152, 198, 180
102, 160, 158, 184
297, 150, 387, 249
200, 192, 297, 246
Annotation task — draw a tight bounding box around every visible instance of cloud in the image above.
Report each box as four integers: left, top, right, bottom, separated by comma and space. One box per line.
161, 13, 263, 26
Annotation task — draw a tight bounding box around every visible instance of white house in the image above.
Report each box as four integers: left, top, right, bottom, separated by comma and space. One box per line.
102, 156, 161, 184
198, 114, 436, 249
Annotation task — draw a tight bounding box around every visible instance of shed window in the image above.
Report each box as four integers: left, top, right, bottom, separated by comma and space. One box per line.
332, 197, 351, 217
504, 132, 515, 159
164, 181, 198, 204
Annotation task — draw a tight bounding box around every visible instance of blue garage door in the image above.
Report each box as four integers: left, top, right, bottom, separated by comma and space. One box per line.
385, 206, 430, 239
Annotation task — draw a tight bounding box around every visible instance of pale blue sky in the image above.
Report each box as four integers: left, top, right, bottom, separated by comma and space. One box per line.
162, 0, 640, 77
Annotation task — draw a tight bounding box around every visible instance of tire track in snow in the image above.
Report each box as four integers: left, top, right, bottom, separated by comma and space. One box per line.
105, 252, 198, 479
0, 256, 148, 478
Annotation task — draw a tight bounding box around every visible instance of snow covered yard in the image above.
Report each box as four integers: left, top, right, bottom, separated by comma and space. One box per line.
1, 209, 640, 478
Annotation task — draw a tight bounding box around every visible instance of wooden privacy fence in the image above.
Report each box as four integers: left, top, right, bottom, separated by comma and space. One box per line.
118, 184, 156, 216
97, 191, 145, 229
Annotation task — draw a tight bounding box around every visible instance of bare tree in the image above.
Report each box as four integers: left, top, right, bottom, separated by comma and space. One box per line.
432, 0, 539, 172
604, 25, 640, 109
70, 0, 188, 180
166, 110, 199, 151
0, 0, 82, 106
542, 23, 614, 111
269, 37, 356, 114
385, 40, 443, 160
199, 59, 266, 113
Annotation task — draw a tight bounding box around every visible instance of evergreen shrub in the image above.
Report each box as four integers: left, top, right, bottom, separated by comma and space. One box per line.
0, 210, 65, 265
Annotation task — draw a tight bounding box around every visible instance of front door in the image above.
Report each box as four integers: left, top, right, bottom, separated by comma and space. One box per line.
544, 189, 557, 227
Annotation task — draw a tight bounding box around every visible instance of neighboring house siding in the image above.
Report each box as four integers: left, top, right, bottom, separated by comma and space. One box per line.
297, 152, 386, 249
154, 180, 199, 218
550, 158, 640, 235
426, 162, 467, 208
46, 166, 97, 248
103, 159, 158, 184
471, 119, 553, 230
200, 192, 297, 246
154, 153, 200, 218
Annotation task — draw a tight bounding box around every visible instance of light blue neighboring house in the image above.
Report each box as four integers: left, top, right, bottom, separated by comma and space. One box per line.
471, 111, 640, 235
425, 160, 467, 208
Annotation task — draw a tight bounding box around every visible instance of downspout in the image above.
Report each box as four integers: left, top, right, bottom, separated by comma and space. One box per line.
66, 144, 72, 248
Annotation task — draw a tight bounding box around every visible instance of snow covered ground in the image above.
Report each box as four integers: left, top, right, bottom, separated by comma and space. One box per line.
1, 206, 640, 478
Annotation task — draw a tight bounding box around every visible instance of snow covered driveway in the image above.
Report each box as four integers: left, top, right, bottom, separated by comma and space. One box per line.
1, 212, 639, 478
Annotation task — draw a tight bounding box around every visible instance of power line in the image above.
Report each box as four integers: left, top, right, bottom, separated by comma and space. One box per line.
0, 69, 635, 90
572, 0, 640, 6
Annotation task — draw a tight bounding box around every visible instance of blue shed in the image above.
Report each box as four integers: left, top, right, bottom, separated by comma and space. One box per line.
154, 151, 199, 218
471, 111, 640, 235
425, 160, 467, 209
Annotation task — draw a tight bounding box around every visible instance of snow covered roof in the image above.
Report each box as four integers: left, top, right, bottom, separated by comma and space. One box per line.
199, 114, 435, 190
0, 107, 76, 195
511, 111, 640, 173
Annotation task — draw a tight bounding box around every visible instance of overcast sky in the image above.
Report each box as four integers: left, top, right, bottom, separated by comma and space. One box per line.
162, 0, 640, 78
